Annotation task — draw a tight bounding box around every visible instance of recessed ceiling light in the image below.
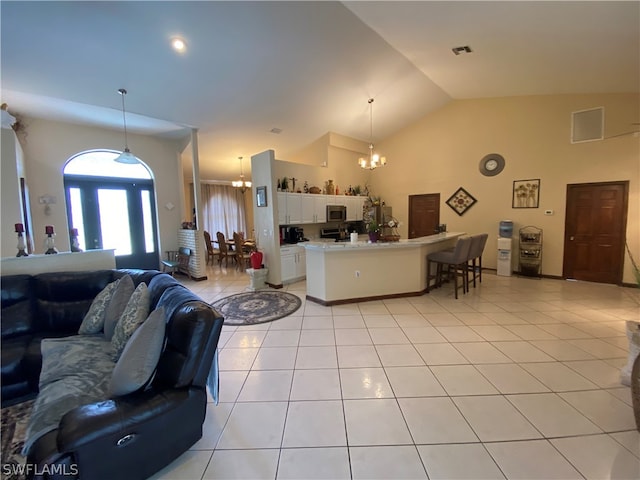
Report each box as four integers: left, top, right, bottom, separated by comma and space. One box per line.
171, 37, 187, 53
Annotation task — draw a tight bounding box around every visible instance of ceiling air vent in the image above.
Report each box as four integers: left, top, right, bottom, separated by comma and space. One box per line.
571, 107, 604, 143
270, 127, 283, 134
452, 45, 473, 55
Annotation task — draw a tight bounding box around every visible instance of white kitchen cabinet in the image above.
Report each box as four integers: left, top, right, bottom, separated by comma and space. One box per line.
281, 250, 297, 282
280, 245, 306, 283
346, 196, 364, 221
301, 194, 326, 224
277, 192, 303, 224
279, 192, 363, 225
325, 195, 340, 206
296, 248, 306, 278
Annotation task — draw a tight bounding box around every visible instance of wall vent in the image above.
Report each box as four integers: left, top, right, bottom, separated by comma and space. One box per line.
571, 107, 604, 143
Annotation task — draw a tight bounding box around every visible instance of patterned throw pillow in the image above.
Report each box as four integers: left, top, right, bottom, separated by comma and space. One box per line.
109, 307, 166, 396
103, 274, 135, 340
110, 282, 151, 361
78, 280, 118, 335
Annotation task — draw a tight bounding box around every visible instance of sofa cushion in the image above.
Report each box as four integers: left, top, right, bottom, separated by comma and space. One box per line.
109, 307, 166, 396
23, 334, 115, 455
77, 280, 118, 335
23, 363, 113, 456
1, 336, 30, 383
1, 274, 33, 308
111, 282, 150, 360
1, 300, 34, 339
39, 335, 113, 389
148, 273, 181, 309
33, 271, 115, 334
103, 275, 134, 340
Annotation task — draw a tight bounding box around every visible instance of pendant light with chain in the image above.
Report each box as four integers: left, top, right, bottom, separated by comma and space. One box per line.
358, 98, 386, 170
114, 88, 139, 164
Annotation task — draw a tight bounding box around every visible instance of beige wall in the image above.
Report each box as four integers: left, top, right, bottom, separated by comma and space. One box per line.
283, 132, 371, 194
370, 93, 639, 283
10, 117, 184, 257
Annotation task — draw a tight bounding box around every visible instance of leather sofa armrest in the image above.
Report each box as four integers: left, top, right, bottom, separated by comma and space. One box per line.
56, 389, 190, 452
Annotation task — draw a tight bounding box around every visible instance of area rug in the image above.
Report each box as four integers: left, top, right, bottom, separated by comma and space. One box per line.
212, 291, 302, 326
1, 400, 34, 480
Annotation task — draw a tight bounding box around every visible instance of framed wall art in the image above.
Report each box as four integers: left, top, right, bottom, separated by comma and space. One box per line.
512, 179, 540, 208
256, 186, 267, 207
446, 187, 477, 216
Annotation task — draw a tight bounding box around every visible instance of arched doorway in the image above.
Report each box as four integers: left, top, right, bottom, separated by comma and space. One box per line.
63, 150, 159, 269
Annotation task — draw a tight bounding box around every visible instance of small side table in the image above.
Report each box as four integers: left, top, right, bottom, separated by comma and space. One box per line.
246, 268, 268, 291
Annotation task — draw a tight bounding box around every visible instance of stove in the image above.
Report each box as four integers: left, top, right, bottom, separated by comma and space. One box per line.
320, 227, 347, 241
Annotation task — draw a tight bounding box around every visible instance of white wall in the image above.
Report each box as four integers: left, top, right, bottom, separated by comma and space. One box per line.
9, 117, 184, 258
1, 128, 24, 257
251, 150, 281, 284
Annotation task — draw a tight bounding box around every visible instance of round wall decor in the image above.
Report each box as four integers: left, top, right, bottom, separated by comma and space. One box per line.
479, 153, 505, 176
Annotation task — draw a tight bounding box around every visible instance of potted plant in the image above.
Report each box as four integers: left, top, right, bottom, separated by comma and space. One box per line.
366, 219, 380, 243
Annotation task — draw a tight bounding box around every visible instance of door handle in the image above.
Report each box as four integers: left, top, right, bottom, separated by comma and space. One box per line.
570, 236, 574, 241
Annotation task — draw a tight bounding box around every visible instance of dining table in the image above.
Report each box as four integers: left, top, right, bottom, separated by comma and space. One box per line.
214, 238, 256, 252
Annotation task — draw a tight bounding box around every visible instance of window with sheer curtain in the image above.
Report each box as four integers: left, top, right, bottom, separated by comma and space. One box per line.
200, 184, 247, 240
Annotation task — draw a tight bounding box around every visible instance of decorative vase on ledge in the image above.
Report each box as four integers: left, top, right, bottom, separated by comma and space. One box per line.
368, 231, 380, 243
326, 180, 335, 195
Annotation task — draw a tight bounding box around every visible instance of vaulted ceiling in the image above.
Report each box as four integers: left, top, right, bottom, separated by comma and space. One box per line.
2, 1, 638, 180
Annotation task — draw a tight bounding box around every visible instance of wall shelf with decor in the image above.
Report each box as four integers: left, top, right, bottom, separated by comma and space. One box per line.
1, 249, 115, 276
518, 226, 543, 277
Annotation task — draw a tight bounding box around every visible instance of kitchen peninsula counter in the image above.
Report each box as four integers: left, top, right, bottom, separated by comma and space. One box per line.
303, 232, 464, 305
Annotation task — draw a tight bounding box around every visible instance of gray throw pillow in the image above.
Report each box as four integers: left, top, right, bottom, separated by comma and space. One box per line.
109, 307, 166, 396
111, 282, 150, 361
103, 275, 135, 340
78, 280, 118, 335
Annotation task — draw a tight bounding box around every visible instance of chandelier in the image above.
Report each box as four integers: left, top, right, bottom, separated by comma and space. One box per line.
232, 156, 252, 193
114, 88, 139, 164
358, 98, 387, 170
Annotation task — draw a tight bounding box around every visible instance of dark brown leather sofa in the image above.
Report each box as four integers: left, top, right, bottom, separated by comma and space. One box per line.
1, 269, 223, 479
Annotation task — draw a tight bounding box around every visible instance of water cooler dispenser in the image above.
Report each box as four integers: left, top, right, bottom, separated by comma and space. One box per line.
497, 220, 513, 276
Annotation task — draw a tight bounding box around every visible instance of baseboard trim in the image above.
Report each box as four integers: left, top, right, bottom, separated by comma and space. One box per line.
306, 290, 425, 307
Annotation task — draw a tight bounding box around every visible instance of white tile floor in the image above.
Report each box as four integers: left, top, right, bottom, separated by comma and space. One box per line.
150, 266, 640, 480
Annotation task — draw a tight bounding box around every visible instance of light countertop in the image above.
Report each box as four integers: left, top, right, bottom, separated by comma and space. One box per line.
301, 232, 464, 251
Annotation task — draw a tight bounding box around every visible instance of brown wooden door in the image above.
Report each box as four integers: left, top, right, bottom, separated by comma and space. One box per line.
563, 181, 628, 284
408, 194, 440, 238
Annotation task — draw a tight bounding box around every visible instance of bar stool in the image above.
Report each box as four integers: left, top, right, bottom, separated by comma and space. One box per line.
467, 233, 489, 288
426, 236, 472, 299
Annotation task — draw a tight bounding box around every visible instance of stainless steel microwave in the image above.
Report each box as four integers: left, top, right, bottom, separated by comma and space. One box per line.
326, 204, 347, 222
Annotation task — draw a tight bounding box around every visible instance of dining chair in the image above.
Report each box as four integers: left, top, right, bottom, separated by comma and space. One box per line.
467, 233, 489, 288
161, 247, 192, 279
233, 232, 251, 271
216, 231, 237, 267
235, 231, 256, 254
203, 231, 220, 265
426, 236, 472, 299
